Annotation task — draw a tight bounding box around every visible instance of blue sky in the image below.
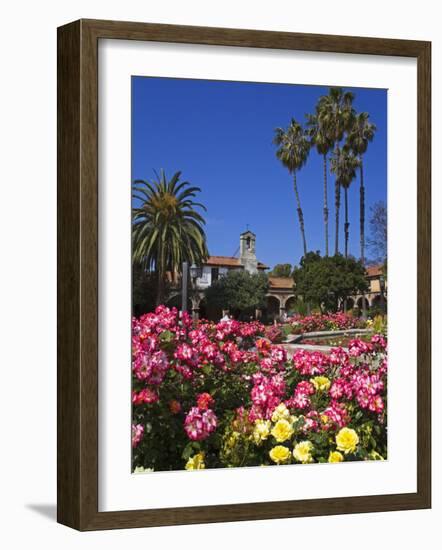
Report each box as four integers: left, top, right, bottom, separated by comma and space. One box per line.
132, 77, 387, 269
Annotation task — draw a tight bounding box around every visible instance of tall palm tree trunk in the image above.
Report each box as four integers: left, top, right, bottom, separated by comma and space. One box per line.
344, 186, 349, 258
323, 153, 329, 256
359, 160, 367, 318
156, 244, 166, 306
334, 179, 341, 255
293, 173, 308, 257
359, 161, 365, 264
156, 270, 165, 306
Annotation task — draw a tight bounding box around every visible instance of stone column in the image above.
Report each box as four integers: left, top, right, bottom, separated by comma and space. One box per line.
279, 297, 286, 321
191, 295, 201, 322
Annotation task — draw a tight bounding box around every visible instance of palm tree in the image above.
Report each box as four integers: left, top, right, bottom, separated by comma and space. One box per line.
306, 112, 334, 256
330, 147, 360, 258
346, 112, 377, 266
132, 170, 208, 306
317, 88, 355, 255
273, 119, 311, 257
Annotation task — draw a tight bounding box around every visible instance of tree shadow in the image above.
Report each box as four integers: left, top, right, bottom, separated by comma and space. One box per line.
26, 503, 57, 521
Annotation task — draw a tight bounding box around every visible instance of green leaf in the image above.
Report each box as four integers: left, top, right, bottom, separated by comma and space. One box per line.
202, 365, 213, 376
159, 330, 174, 343
182, 442, 195, 460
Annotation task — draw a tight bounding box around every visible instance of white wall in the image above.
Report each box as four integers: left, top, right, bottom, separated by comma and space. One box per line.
198, 266, 213, 288
197, 265, 230, 288
0, 0, 440, 546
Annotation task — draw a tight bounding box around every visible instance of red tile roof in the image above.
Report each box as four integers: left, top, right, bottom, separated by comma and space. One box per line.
205, 256, 241, 267
205, 256, 269, 269
269, 276, 294, 289
366, 265, 384, 277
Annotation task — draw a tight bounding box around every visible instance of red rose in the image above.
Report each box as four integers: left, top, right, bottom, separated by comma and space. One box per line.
169, 399, 181, 414
197, 392, 214, 411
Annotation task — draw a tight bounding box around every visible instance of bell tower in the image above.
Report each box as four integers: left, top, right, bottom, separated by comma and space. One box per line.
239, 230, 258, 273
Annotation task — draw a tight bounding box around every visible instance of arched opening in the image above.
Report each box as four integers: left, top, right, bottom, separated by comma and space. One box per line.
285, 296, 297, 315
263, 295, 281, 323
356, 297, 370, 311
346, 297, 355, 310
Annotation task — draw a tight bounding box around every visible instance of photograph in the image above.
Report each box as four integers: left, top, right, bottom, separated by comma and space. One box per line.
130, 77, 388, 472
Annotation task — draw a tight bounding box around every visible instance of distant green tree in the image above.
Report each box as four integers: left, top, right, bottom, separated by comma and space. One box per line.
293, 253, 368, 313
205, 271, 269, 315
286, 297, 308, 316
270, 263, 293, 277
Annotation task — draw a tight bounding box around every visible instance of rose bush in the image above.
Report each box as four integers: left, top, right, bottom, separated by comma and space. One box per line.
132, 306, 387, 472
288, 312, 367, 334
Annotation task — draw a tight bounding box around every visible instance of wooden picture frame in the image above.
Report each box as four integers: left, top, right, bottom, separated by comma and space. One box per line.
57, 18, 431, 531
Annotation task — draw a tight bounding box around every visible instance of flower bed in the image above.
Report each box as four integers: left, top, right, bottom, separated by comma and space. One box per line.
288, 312, 367, 335
132, 306, 387, 472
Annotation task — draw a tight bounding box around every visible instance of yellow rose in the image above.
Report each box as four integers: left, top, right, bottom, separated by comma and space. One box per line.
293, 441, 314, 463
226, 431, 241, 449
310, 376, 331, 392
252, 420, 271, 444
269, 445, 291, 464
271, 403, 290, 422
271, 419, 294, 443
328, 451, 344, 463
185, 452, 205, 470
336, 427, 359, 454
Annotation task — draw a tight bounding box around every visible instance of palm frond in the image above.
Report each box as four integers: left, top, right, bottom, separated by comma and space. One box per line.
131, 171, 208, 277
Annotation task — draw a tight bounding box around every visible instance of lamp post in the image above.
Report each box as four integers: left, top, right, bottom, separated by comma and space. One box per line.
181, 261, 188, 314
190, 263, 202, 321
